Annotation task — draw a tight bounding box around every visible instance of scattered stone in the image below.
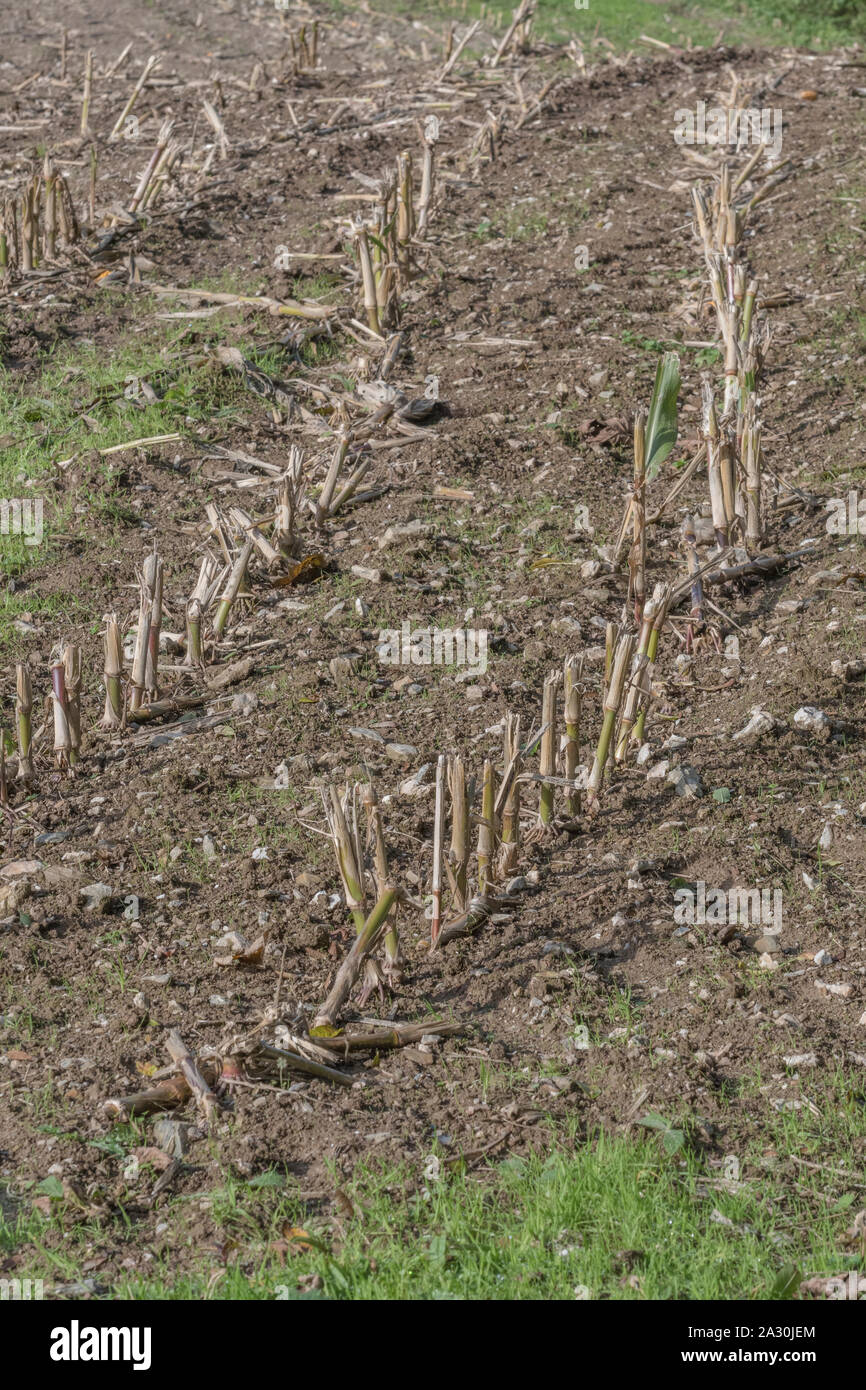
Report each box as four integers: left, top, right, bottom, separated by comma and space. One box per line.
831, 658, 866, 681
349, 726, 385, 745
152, 1118, 194, 1158
43, 865, 79, 888
732, 707, 777, 742
815, 980, 853, 998
754, 934, 782, 955
818, 824, 834, 851
400, 764, 432, 796
0, 859, 42, 878
813, 949, 832, 967
329, 654, 362, 686
783, 1053, 818, 1068
758, 952, 779, 970
79, 882, 113, 913
647, 759, 669, 780
0, 879, 31, 915
667, 765, 704, 798
202, 834, 217, 861
793, 705, 831, 736
378, 519, 433, 549
550, 616, 582, 636
385, 742, 418, 762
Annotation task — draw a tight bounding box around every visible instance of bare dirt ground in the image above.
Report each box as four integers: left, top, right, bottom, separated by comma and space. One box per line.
1, 1, 865, 1294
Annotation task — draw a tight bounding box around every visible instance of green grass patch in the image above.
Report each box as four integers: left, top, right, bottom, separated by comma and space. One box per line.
342, 0, 866, 52
0, 306, 299, 594
3, 1076, 864, 1300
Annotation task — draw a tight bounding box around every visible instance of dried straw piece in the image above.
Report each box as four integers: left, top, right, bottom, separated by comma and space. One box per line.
80, 50, 93, 136
63, 644, 82, 766
719, 419, 737, 534
615, 610, 654, 762
563, 656, 583, 817
316, 432, 350, 524
229, 505, 281, 570
439, 19, 481, 80
275, 446, 304, 556
50, 660, 72, 770
42, 156, 56, 259
448, 753, 470, 913
185, 554, 222, 666
129, 572, 151, 715
165, 1029, 219, 1123
417, 116, 439, 236
323, 785, 366, 932
101, 616, 124, 729
538, 670, 560, 826
493, 0, 536, 67
353, 222, 381, 336
56, 173, 79, 245
143, 548, 163, 702
430, 753, 447, 945
744, 414, 763, 549
15, 665, 33, 782
311, 887, 401, 1036
21, 180, 37, 272
477, 758, 497, 894
362, 782, 399, 979
88, 146, 97, 228
109, 54, 159, 141
128, 119, 174, 214
395, 150, 414, 284
213, 538, 253, 639
703, 379, 727, 548
631, 409, 647, 625
103, 1067, 219, 1120
586, 633, 636, 809
498, 714, 522, 873
1, 198, 18, 268
604, 621, 616, 685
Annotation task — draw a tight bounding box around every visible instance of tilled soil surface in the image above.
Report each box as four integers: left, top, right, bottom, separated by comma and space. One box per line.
1, 1, 866, 1291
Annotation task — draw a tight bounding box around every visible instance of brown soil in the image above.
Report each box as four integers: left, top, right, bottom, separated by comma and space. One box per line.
1, 1, 865, 1291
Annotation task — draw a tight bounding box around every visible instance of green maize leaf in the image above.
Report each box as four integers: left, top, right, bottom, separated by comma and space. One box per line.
645, 351, 681, 481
